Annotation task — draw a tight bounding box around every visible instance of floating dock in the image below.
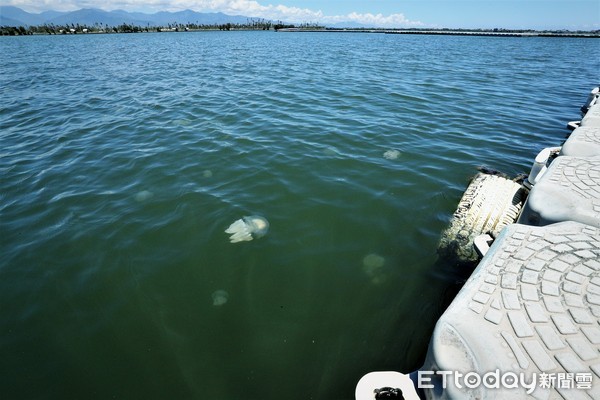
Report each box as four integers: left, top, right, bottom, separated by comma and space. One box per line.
421, 91, 600, 399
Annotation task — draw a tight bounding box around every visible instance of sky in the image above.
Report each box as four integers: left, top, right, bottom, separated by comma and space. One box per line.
2, 0, 600, 30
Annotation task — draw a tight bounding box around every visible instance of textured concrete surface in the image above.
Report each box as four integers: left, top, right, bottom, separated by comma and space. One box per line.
560, 126, 600, 158
423, 222, 600, 399
581, 102, 600, 128
518, 157, 600, 228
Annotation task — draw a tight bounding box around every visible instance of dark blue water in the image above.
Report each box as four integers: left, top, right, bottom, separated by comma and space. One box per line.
1, 31, 598, 399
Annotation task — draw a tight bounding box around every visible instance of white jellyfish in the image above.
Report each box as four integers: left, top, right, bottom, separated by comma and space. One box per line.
383, 149, 401, 160
211, 290, 229, 306
225, 215, 269, 243
135, 190, 154, 202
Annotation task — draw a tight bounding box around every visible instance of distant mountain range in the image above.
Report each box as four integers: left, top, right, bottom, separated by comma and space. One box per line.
0, 6, 258, 27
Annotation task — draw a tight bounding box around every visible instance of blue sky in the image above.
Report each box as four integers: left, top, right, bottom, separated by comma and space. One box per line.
3, 0, 599, 29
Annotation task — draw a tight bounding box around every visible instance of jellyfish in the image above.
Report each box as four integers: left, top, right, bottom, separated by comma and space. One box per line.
202, 169, 213, 178
173, 118, 192, 126
225, 215, 269, 243
362, 253, 387, 284
383, 149, 401, 160
211, 290, 229, 306
135, 190, 154, 202
323, 146, 339, 156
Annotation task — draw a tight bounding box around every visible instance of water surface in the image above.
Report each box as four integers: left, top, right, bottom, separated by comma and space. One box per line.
1, 31, 599, 399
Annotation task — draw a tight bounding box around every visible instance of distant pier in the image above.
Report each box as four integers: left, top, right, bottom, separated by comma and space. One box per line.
277, 28, 600, 38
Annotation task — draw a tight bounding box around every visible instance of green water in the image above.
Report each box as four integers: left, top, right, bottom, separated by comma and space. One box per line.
1, 31, 599, 399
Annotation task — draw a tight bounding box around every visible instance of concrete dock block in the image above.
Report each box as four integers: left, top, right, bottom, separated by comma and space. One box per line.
560, 126, 600, 158
517, 156, 600, 228
581, 102, 600, 128
421, 222, 600, 399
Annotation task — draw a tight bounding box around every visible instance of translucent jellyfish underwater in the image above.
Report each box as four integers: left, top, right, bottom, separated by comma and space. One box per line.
322, 146, 339, 156
362, 253, 387, 284
211, 290, 229, 306
225, 215, 269, 243
134, 190, 154, 202
383, 149, 401, 160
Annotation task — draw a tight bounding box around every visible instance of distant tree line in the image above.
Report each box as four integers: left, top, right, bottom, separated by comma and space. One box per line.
0, 19, 324, 35
7, 23, 591, 37
0, 23, 144, 35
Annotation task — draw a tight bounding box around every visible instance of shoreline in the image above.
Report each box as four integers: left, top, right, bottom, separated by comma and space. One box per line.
2, 26, 599, 38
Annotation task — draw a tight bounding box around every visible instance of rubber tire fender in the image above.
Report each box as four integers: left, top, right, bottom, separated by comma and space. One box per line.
438, 173, 526, 265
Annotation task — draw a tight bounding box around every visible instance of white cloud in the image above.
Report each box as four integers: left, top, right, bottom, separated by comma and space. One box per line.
5, 0, 423, 27
323, 12, 423, 28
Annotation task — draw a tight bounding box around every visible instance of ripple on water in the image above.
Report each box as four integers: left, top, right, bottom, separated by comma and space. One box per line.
1, 32, 598, 400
